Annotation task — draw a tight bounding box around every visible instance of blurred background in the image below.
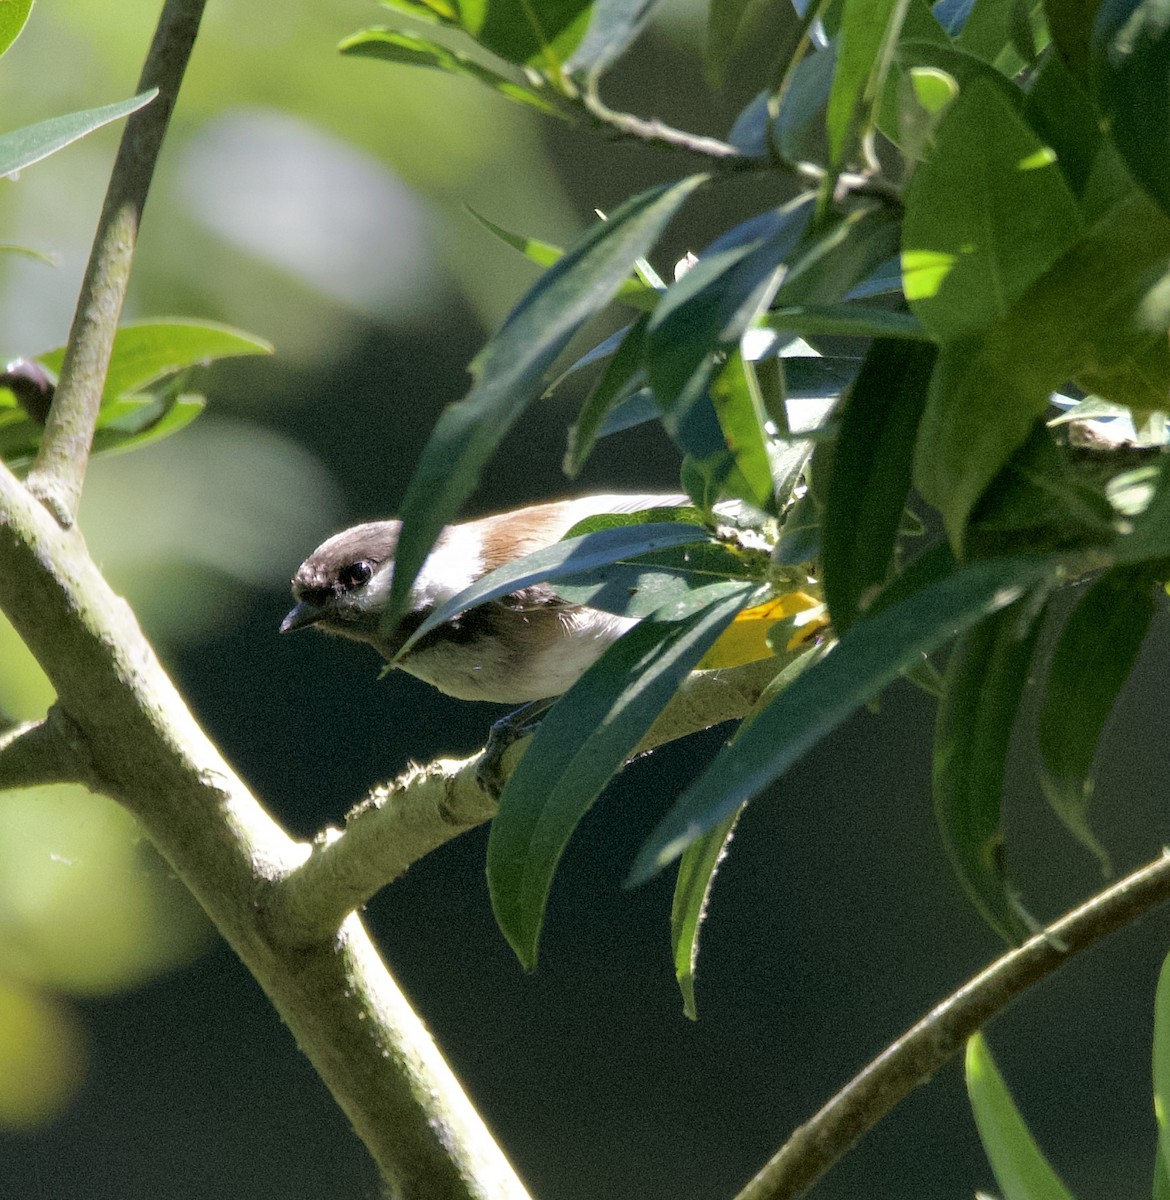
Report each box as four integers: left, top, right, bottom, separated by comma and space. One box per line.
1, 2, 1168, 1196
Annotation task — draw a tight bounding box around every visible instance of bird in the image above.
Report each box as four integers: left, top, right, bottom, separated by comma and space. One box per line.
280, 494, 699, 704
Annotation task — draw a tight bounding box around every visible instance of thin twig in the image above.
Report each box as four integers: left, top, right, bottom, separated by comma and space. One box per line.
731, 847, 1170, 1200
267, 658, 787, 944
24, 0, 207, 524
578, 89, 746, 160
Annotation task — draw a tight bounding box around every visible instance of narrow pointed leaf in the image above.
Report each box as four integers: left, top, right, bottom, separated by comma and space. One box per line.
488, 586, 755, 968
1037, 566, 1154, 869
395, 521, 714, 657
386, 175, 707, 628
566, 0, 662, 75
934, 603, 1041, 944
672, 807, 741, 1019
628, 553, 1059, 883
765, 305, 931, 340
822, 339, 937, 632
0, 90, 157, 178
465, 205, 564, 268
966, 1034, 1077, 1200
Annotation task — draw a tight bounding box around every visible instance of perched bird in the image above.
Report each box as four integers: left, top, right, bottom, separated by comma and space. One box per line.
281, 494, 695, 704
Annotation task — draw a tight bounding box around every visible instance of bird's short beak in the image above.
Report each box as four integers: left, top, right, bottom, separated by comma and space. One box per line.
280, 601, 325, 634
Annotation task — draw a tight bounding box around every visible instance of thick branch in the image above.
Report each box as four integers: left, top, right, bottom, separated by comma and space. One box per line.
732, 848, 1170, 1200
267, 658, 785, 944
0, 709, 90, 791
25, 0, 206, 523
0, 460, 531, 1200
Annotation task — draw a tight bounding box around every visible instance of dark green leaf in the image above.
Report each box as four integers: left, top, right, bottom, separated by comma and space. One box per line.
672, 808, 740, 1019
565, 314, 649, 475
339, 29, 562, 113
822, 339, 937, 632
385, 175, 707, 628
394, 521, 715, 658
957, 0, 1045, 71
1090, 0, 1170, 217
1037, 566, 1155, 868
629, 553, 1059, 882
934, 602, 1041, 943
37, 320, 272, 408
965, 1034, 1078, 1200
566, 0, 661, 75
488, 587, 755, 968
0, 0, 33, 59
706, 0, 767, 87
1022, 50, 1102, 199
765, 305, 931, 339
0, 90, 157, 179
902, 76, 1084, 343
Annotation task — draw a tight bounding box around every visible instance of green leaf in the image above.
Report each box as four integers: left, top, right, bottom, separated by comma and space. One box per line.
339, 29, 562, 113
564, 314, 649, 475
965, 1033, 1077, 1200
822, 339, 937, 633
1154, 1147, 1170, 1200
0, 0, 33, 60
565, 0, 662, 75
465, 204, 564, 268
1154, 948, 1170, 1188
913, 183, 1170, 549
385, 174, 708, 629
464, 0, 595, 71
553, 540, 768, 618
828, 0, 914, 166
765, 304, 931, 340
1022, 50, 1102, 199
394, 521, 716, 659
671, 807, 740, 1019
902, 76, 1084, 343
934, 602, 1041, 944
628, 553, 1060, 882
0, 90, 157, 179
37, 319, 272, 408
1036, 566, 1155, 869
957, 0, 1045, 71
706, 350, 779, 513
1090, 0, 1170, 217
488, 586, 755, 969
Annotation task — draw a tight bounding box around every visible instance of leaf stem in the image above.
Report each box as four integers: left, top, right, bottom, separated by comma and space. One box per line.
732, 847, 1170, 1200
24, 0, 207, 524
577, 87, 746, 160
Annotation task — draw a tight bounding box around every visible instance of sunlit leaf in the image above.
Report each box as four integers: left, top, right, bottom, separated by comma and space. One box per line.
966, 1034, 1077, 1200
465, 205, 564, 268
385, 174, 708, 628
1153, 947, 1170, 1182
629, 553, 1060, 882
0, 0, 33, 60
488, 586, 755, 968
0, 90, 156, 179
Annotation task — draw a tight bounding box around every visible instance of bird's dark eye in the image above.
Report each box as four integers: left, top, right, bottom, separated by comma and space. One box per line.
338, 560, 374, 590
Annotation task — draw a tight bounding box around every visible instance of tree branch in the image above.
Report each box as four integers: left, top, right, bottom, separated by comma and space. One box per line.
0, 708, 90, 791
24, 0, 207, 524
0, 463, 532, 1199
732, 847, 1170, 1200
266, 658, 786, 945
576, 89, 746, 160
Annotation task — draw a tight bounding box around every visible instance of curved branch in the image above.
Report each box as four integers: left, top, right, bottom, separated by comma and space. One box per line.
0, 462, 531, 1200
267, 658, 786, 944
0, 708, 90, 791
24, 0, 207, 524
732, 848, 1170, 1200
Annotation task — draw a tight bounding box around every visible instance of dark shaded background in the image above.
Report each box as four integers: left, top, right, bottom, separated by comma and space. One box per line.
1, 3, 1169, 1197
